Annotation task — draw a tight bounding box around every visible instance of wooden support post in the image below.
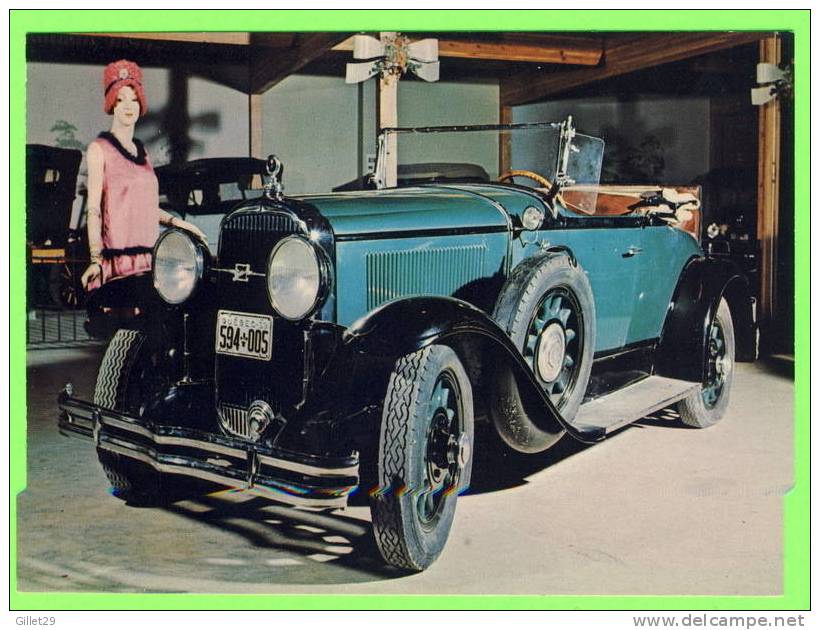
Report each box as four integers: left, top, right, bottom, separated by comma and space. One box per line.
249, 93, 263, 159
756, 35, 782, 325
377, 32, 398, 188
499, 104, 512, 177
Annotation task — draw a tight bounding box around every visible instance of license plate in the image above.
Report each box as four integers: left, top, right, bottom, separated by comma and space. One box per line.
216, 310, 273, 361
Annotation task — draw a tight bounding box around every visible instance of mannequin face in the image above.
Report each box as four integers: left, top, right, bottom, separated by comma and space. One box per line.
112, 85, 140, 126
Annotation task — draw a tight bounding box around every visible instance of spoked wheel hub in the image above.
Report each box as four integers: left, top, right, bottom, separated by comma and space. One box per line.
524, 287, 583, 407
536, 322, 566, 383
421, 372, 466, 525
703, 318, 731, 409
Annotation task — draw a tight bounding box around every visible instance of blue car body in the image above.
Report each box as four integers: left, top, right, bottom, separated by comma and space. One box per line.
304, 184, 702, 350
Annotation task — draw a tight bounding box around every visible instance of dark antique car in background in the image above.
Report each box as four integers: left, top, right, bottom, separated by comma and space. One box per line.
59, 119, 757, 571
26, 144, 87, 309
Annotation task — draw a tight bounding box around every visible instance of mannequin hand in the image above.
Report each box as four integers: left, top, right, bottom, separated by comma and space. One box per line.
176, 219, 208, 244
81, 262, 101, 289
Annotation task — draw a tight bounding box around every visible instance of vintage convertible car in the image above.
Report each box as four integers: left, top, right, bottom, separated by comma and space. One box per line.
59, 119, 756, 571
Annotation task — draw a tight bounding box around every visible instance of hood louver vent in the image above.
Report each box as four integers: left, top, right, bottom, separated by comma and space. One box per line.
366, 244, 487, 311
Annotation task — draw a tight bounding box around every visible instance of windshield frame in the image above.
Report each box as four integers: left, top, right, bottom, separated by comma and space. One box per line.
373, 118, 602, 195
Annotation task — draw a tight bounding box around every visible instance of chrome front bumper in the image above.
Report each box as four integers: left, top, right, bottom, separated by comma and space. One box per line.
58, 390, 359, 509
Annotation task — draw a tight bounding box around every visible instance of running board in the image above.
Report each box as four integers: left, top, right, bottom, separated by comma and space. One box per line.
572, 376, 699, 440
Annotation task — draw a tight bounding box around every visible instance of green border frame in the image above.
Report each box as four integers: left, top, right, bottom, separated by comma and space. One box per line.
10, 9, 809, 610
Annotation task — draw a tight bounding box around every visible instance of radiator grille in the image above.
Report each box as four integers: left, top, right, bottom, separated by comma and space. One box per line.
366, 244, 487, 311
215, 208, 309, 415
218, 211, 301, 268
218, 403, 252, 440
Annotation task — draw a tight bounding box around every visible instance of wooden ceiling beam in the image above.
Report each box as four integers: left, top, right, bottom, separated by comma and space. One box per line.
76, 32, 252, 46
501, 31, 771, 106
438, 38, 602, 65
250, 32, 351, 94
29, 33, 253, 92
333, 34, 603, 66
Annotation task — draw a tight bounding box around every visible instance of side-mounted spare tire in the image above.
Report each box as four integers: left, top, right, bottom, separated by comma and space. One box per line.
370, 345, 474, 571
94, 329, 170, 505
491, 253, 596, 453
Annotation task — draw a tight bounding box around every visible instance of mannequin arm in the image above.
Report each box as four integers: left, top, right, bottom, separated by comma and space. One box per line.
81, 143, 105, 288
159, 210, 207, 243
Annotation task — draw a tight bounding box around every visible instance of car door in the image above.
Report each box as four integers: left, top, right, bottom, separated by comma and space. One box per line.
627, 221, 703, 343
551, 215, 644, 353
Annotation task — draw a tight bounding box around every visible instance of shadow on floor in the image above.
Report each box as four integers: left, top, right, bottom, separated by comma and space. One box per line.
122, 423, 604, 585
633, 405, 694, 430
115, 404, 697, 585
157, 491, 404, 584
468, 401, 703, 493
465, 426, 590, 494
761, 354, 795, 379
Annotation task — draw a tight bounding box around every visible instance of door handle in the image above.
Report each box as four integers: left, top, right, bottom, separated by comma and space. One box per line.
622, 246, 643, 258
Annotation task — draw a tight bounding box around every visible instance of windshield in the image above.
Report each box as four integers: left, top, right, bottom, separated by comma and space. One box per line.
375, 119, 604, 210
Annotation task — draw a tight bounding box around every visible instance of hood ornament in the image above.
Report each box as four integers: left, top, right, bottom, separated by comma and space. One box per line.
264, 154, 284, 201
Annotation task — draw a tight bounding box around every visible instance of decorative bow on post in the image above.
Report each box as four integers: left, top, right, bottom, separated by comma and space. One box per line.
345, 33, 440, 84
751, 62, 793, 105
345, 33, 439, 188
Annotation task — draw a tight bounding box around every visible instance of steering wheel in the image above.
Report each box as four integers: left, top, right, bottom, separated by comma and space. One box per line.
498, 169, 554, 190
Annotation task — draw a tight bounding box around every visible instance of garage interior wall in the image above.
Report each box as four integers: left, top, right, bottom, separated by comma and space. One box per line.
27, 62, 503, 199
262, 76, 500, 193
260, 75, 360, 194
391, 80, 501, 179
27, 62, 250, 165
514, 95, 712, 185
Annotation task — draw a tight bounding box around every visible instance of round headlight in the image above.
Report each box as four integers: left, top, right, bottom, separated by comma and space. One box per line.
266, 236, 324, 320
153, 230, 204, 304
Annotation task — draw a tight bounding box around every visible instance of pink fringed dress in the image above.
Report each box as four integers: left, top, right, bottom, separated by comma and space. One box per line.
87, 132, 159, 292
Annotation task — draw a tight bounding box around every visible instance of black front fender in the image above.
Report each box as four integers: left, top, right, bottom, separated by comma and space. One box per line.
656, 256, 757, 383
308, 296, 586, 442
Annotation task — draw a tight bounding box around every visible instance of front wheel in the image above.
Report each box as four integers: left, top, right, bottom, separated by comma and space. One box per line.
676, 298, 735, 428
94, 329, 169, 505
370, 345, 474, 571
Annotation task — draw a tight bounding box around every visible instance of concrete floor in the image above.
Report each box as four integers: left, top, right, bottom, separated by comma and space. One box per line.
18, 347, 793, 595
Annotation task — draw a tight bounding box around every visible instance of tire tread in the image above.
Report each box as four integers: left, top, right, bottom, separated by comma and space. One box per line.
94, 329, 164, 504
676, 299, 735, 428
371, 345, 473, 572
372, 347, 429, 570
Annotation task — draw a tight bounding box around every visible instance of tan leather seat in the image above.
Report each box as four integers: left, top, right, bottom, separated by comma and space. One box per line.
560, 185, 702, 239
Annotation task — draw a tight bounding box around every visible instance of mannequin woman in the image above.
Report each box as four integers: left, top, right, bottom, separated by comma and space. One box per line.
81, 59, 205, 295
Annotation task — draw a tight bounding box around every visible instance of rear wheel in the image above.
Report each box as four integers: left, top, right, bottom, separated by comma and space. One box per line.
370, 345, 474, 571
677, 298, 735, 428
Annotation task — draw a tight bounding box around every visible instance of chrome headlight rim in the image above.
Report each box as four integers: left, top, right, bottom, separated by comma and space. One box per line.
521, 205, 546, 231
265, 234, 331, 321
152, 228, 208, 305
